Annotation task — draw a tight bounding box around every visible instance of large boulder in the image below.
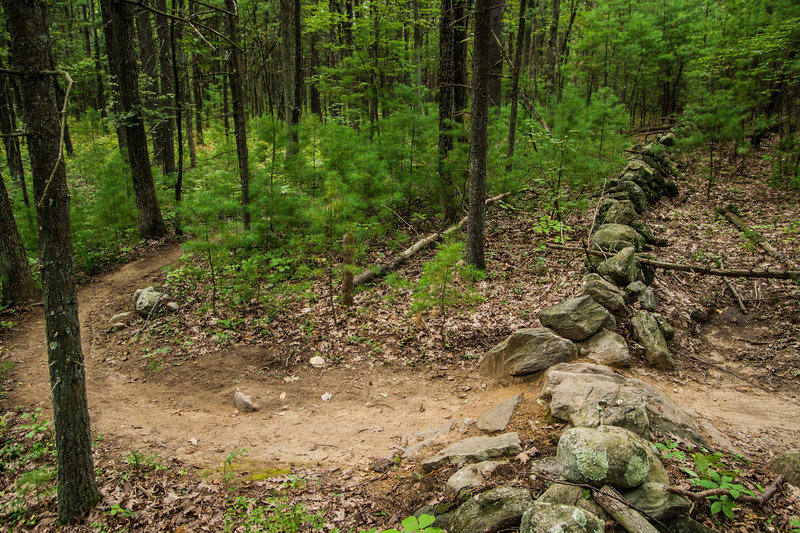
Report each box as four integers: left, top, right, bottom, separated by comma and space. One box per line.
479, 328, 578, 377
557, 426, 651, 489
520, 503, 604, 533
597, 247, 640, 286
768, 450, 800, 486
631, 310, 674, 369
581, 329, 631, 368
448, 486, 532, 533
580, 273, 627, 315
421, 433, 522, 472
540, 363, 706, 446
537, 483, 607, 520
592, 224, 645, 253
134, 286, 168, 317
623, 482, 692, 521
538, 296, 616, 341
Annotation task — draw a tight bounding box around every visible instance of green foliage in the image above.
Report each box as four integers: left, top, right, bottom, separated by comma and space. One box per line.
222, 494, 323, 533
361, 514, 442, 533
683, 451, 755, 520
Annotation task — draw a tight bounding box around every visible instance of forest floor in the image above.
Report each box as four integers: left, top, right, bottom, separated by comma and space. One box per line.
1, 138, 800, 531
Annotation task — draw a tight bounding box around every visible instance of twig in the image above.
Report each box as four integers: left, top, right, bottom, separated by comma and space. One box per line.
719, 208, 794, 269
665, 475, 784, 506
720, 259, 747, 314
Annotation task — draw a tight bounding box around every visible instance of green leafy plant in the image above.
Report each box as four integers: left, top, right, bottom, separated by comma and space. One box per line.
653, 440, 688, 462
222, 447, 249, 490
361, 514, 442, 533
789, 518, 800, 532
222, 494, 323, 532
684, 451, 755, 520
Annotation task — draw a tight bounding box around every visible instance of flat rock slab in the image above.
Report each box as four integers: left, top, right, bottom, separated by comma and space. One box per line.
421, 432, 522, 472
479, 328, 578, 378
401, 419, 455, 458
538, 295, 617, 341
446, 460, 509, 493
540, 363, 706, 447
477, 394, 523, 432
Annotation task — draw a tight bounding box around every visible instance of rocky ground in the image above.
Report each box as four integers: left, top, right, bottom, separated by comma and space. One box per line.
1, 134, 799, 531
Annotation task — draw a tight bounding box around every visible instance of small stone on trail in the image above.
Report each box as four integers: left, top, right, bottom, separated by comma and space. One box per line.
477, 394, 523, 433
233, 387, 260, 412
421, 432, 522, 472
321, 392, 333, 402
369, 458, 394, 473
309, 356, 326, 368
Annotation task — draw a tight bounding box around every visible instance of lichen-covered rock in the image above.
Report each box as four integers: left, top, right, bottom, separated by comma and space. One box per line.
600, 199, 639, 226
538, 296, 616, 341
597, 246, 640, 286
134, 287, 168, 317
592, 224, 645, 253
421, 433, 522, 472
582, 329, 631, 368
768, 450, 800, 486
614, 180, 649, 212
626, 281, 657, 311
446, 460, 508, 494
631, 310, 674, 369
623, 482, 691, 521
537, 483, 607, 520
631, 219, 657, 244
652, 313, 675, 340
520, 503, 604, 533
479, 328, 578, 377
636, 253, 658, 285
580, 273, 627, 315
557, 426, 651, 489
448, 486, 532, 533
658, 132, 675, 147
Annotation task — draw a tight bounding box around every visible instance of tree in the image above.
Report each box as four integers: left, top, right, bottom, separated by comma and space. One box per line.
0, 66, 28, 206
2, 0, 101, 523
154, 0, 177, 173
438, 0, 458, 223
488, 0, 506, 107
280, 0, 300, 156
466, 0, 492, 270
100, 0, 168, 239
225, 0, 251, 230
506, 0, 528, 170
0, 169, 37, 305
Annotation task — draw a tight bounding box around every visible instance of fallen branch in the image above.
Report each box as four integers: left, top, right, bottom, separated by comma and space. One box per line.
354, 189, 531, 286
720, 259, 747, 314
718, 208, 794, 269
546, 243, 800, 280
594, 485, 659, 533
666, 475, 784, 506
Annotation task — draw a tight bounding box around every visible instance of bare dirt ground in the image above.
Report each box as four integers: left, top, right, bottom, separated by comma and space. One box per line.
2, 137, 799, 531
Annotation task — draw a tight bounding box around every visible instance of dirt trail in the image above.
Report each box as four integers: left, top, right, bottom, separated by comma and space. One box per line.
2, 244, 529, 472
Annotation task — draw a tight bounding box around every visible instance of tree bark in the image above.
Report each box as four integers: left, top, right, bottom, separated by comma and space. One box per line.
452, 0, 468, 120
101, 0, 168, 239
154, 0, 176, 174
466, 0, 492, 270
225, 0, 251, 230
488, 0, 506, 108
0, 69, 28, 206
89, 0, 108, 119
3, 0, 101, 522
0, 169, 37, 305
506, 0, 528, 170
546, 0, 560, 102
438, 0, 458, 223
135, 7, 159, 162
280, 0, 298, 156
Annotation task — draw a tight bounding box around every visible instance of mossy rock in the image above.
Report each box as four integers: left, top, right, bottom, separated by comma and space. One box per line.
520, 502, 604, 533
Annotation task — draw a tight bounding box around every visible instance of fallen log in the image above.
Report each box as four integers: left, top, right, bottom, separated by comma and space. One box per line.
594, 485, 660, 533
718, 208, 794, 268
354, 190, 529, 286
546, 243, 800, 280
666, 475, 784, 506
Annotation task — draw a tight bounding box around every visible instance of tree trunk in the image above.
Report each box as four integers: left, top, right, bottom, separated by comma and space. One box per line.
3, 0, 101, 523
190, 0, 204, 145
225, 0, 251, 230
100, 0, 168, 239
98, 0, 129, 158
546, 0, 560, 102
453, 0, 468, 120
466, 0, 492, 270
506, 0, 528, 170
488, 0, 505, 108
438, 0, 458, 223
135, 7, 159, 162
154, 0, 176, 174
293, 0, 303, 127
89, 0, 108, 119
280, 0, 298, 156
0, 70, 28, 206
0, 169, 37, 305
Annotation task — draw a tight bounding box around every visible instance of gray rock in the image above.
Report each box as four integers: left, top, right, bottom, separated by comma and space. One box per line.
626, 280, 647, 296
658, 132, 675, 147
598, 247, 640, 286
479, 328, 578, 377
580, 273, 627, 315
636, 253, 658, 285
769, 450, 800, 486
446, 460, 508, 493
557, 426, 651, 489
477, 394, 523, 432
165, 301, 181, 312
627, 281, 657, 311
520, 503, 604, 533
661, 515, 721, 533
401, 419, 455, 458
631, 219, 657, 245
592, 224, 645, 253
449, 486, 532, 533
631, 311, 674, 369
600, 199, 639, 226
134, 287, 168, 317
530, 456, 562, 479
623, 482, 691, 521
538, 296, 616, 341
233, 388, 260, 412
541, 364, 706, 446
582, 329, 631, 368
537, 483, 607, 520
652, 313, 675, 340
109, 311, 133, 324
109, 323, 126, 332
663, 178, 679, 198
614, 180, 649, 212
414, 505, 453, 531
421, 433, 522, 472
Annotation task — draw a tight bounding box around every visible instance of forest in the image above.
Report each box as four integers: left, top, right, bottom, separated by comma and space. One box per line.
0, 0, 799, 531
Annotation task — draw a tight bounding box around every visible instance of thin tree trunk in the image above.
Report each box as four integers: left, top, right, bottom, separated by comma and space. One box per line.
466, 0, 492, 270
101, 0, 168, 239
0, 169, 37, 305
546, 0, 559, 102
280, 0, 298, 156
438, 0, 458, 223
0, 70, 28, 206
3, 0, 101, 522
506, 0, 528, 171
453, 0, 468, 121
189, 0, 204, 145
89, 0, 108, 119
135, 7, 159, 162
154, 0, 176, 173
171, 0, 184, 235
225, 0, 251, 230
488, 0, 505, 108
